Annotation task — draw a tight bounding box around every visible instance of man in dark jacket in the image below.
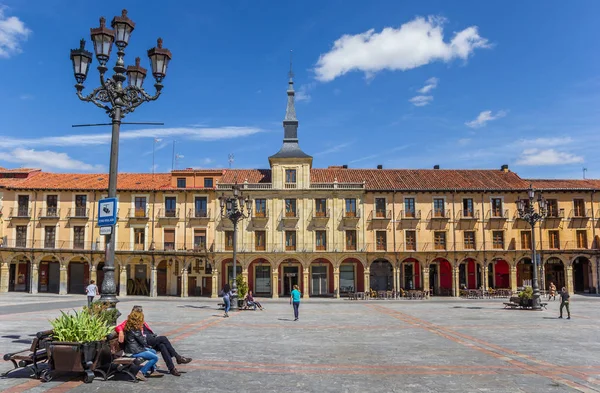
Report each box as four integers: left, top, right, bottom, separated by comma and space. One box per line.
558, 287, 571, 319
116, 305, 191, 376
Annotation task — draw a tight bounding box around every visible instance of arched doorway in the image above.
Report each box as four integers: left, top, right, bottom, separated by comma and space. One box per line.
544, 258, 565, 290
573, 257, 591, 292
68, 259, 89, 294
39, 257, 60, 293
430, 258, 452, 295
493, 260, 510, 288
279, 259, 302, 296
370, 259, 392, 291
310, 259, 333, 296
340, 258, 364, 295
249, 259, 272, 297
517, 258, 533, 288
9, 256, 31, 292
402, 258, 420, 289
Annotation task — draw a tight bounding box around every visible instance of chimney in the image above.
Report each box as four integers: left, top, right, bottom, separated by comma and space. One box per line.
501, 164, 509, 172
433, 165, 440, 170
342, 165, 348, 169
377, 165, 383, 169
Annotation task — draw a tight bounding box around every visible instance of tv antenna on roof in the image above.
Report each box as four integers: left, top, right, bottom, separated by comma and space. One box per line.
583, 167, 588, 179
228, 153, 234, 169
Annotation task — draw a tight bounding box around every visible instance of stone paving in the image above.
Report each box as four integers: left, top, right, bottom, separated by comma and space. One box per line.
0, 293, 599, 392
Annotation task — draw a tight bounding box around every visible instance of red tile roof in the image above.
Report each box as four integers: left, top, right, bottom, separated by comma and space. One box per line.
6, 173, 172, 191
528, 179, 599, 190
220, 169, 271, 184
0, 167, 40, 174
2, 167, 599, 192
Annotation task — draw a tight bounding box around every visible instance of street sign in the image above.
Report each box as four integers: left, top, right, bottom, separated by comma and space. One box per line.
98, 197, 117, 227
99, 226, 112, 235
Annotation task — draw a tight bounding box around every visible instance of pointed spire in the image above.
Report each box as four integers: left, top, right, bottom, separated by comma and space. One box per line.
268, 52, 312, 164
285, 50, 297, 122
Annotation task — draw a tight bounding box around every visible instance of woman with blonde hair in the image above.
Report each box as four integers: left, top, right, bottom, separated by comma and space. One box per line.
124, 310, 159, 381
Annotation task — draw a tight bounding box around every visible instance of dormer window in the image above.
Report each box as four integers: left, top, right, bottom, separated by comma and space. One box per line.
285, 169, 297, 183
177, 178, 186, 188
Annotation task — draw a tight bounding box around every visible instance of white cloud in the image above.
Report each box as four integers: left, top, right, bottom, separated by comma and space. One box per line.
410, 78, 439, 106
457, 138, 471, 146
409, 95, 433, 107
0, 126, 265, 149
417, 77, 439, 94
0, 148, 103, 171
314, 16, 489, 82
513, 137, 572, 147
19, 93, 33, 100
0, 6, 31, 58
516, 149, 584, 166
465, 110, 507, 128
315, 142, 354, 156
296, 83, 316, 102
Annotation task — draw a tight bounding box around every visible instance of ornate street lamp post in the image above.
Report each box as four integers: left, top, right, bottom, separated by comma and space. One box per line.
69, 10, 171, 314
516, 185, 547, 310
219, 184, 252, 311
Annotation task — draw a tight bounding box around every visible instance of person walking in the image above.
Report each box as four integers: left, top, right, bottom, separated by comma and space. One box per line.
549, 282, 557, 301
85, 280, 98, 307
558, 287, 571, 319
221, 283, 233, 318
290, 284, 301, 321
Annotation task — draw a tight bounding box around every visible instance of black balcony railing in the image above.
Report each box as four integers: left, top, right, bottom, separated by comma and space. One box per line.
39, 208, 60, 218
399, 210, 421, 220
253, 209, 269, 219
128, 208, 149, 219
157, 208, 179, 219
368, 210, 392, 220
188, 209, 210, 219
67, 208, 89, 218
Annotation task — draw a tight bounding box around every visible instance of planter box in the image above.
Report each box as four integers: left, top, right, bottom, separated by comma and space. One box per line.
42, 341, 109, 383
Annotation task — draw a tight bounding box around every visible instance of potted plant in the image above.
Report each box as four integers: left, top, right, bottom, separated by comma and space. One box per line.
41, 309, 113, 383
518, 286, 533, 308
236, 274, 248, 308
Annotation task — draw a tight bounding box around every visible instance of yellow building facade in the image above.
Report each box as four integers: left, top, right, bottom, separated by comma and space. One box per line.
0, 75, 598, 298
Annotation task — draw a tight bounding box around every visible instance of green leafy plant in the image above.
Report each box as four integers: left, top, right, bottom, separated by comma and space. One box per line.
236, 274, 248, 300
84, 301, 119, 327
518, 286, 533, 300
50, 310, 113, 343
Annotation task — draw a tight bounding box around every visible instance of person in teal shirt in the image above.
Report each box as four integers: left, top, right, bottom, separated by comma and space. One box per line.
290, 284, 301, 321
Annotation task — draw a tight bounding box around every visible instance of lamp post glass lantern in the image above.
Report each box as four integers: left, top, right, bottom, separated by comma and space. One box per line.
219, 184, 252, 310
516, 185, 547, 310
70, 9, 171, 317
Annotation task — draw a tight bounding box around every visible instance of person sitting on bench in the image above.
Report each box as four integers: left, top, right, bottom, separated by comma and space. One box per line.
246, 290, 264, 311
116, 305, 191, 376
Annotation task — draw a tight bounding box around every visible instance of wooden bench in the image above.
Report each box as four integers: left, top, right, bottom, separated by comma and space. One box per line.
93, 335, 143, 383
2, 329, 53, 378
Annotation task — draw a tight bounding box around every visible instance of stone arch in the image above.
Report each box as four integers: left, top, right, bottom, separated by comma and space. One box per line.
569, 254, 590, 267
37, 254, 61, 294
34, 253, 61, 267
7, 254, 32, 292
125, 255, 152, 266
335, 254, 366, 269
67, 254, 91, 265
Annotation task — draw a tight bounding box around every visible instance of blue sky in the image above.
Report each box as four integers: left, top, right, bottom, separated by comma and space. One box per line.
1, 0, 599, 179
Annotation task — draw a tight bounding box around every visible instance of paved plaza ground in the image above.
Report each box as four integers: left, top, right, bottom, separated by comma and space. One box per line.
0, 294, 599, 393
